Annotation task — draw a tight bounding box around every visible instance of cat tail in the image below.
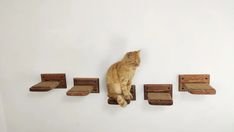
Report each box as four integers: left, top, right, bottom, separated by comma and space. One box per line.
117, 95, 127, 107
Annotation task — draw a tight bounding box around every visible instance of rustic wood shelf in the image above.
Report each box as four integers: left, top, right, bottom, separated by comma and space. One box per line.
66, 78, 99, 96
29, 73, 67, 92
144, 84, 173, 105
179, 74, 216, 95
108, 85, 136, 105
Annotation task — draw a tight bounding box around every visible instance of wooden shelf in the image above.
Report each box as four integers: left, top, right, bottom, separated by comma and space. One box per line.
144, 84, 173, 105
30, 73, 66, 92
66, 78, 99, 96
179, 74, 216, 95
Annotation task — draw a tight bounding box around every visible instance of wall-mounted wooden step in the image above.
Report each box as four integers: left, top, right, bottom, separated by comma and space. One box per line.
66, 78, 99, 96
30, 73, 67, 92
179, 74, 216, 95
144, 84, 173, 105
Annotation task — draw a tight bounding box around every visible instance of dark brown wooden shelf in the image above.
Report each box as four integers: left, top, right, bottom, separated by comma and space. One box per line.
144, 84, 173, 105
66, 78, 99, 96
30, 73, 67, 92
179, 74, 216, 95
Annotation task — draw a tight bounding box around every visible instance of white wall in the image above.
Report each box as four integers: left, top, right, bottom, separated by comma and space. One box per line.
0, 94, 7, 132
1, 0, 234, 132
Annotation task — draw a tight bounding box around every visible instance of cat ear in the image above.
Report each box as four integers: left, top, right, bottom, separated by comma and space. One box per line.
137, 50, 141, 53
124, 52, 130, 59
127, 52, 131, 58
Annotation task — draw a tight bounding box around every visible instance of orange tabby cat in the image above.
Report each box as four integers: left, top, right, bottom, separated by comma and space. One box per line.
106, 50, 140, 107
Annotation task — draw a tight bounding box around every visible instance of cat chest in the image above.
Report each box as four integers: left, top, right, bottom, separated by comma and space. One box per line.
124, 69, 135, 78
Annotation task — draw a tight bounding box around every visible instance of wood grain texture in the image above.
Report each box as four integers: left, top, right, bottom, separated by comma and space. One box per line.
148, 93, 172, 100
73, 78, 99, 93
179, 74, 216, 95
185, 83, 216, 94
41, 73, 67, 88
66, 86, 94, 96
30, 73, 67, 92
30, 81, 60, 91
144, 84, 173, 105
66, 78, 99, 96
179, 74, 209, 91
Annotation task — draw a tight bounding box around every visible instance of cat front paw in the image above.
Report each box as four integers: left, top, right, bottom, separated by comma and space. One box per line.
129, 93, 133, 100
123, 92, 133, 100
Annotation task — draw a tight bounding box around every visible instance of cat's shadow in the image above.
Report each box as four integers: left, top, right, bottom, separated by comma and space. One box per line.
102, 102, 123, 114
61, 94, 86, 103
140, 101, 173, 112
27, 89, 60, 98
101, 99, 138, 114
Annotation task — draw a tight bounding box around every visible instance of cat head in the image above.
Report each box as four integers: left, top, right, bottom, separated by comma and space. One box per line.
123, 50, 141, 67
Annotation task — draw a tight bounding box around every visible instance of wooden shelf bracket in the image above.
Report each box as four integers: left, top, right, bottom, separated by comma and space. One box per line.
30, 73, 67, 92
66, 78, 99, 96
179, 74, 216, 95
144, 84, 173, 105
